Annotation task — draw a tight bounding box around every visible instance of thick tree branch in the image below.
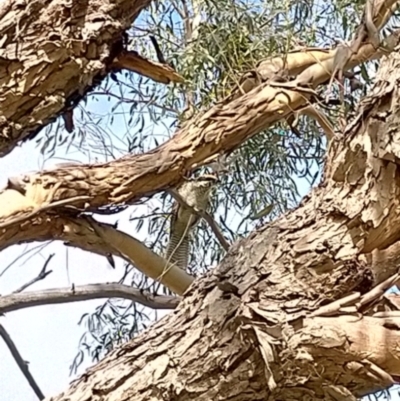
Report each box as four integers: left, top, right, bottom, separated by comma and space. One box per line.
0, 0, 396, 159
0, 0, 153, 156
0, 213, 194, 295
73, 216, 194, 294
0, 283, 179, 314
1, 26, 399, 300
3, 3, 400, 400
227, 0, 398, 101
1, 0, 398, 235
2, 31, 399, 237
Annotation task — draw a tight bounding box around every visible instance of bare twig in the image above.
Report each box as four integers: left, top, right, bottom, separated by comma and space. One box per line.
149, 35, 167, 64
0, 242, 50, 278
168, 189, 230, 251
12, 254, 54, 294
0, 324, 45, 400
0, 283, 180, 314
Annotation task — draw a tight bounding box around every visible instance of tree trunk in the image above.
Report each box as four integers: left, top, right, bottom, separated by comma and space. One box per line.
49, 53, 400, 401
2, 1, 400, 400
0, 0, 150, 156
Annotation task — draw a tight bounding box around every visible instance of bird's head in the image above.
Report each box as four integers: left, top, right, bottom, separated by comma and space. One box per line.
193, 174, 219, 190
176, 174, 219, 207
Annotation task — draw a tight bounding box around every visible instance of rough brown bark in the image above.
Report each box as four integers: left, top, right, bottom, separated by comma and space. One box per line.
0, 33, 395, 296
0, 39, 391, 231
0, 0, 152, 156
47, 51, 400, 401
2, 0, 400, 399
1, 0, 397, 250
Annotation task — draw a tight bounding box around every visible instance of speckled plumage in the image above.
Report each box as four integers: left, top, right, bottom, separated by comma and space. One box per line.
165, 175, 217, 270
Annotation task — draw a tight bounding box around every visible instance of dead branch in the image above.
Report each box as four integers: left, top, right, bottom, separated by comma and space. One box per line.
11, 254, 54, 294
111, 50, 184, 84
0, 324, 45, 400
0, 283, 179, 314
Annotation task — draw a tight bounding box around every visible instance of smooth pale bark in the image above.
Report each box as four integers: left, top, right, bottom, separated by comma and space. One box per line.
48, 52, 400, 401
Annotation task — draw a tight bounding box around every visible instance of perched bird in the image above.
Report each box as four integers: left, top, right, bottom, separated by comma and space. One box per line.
165, 175, 218, 270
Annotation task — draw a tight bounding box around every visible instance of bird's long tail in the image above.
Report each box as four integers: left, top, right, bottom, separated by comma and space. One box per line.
165, 216, 194, 270
165, 233, 189, 270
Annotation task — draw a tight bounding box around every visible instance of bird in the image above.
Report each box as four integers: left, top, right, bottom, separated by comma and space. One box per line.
165, 174, 218, 270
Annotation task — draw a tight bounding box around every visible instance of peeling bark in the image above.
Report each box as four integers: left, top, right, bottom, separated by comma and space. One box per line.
1, 29, 398, 241
0, 0, 151, 156
47, 51, 400, 401
112, 50, 184, 84
2, 1, 400, 400
1, 1, 399, 245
